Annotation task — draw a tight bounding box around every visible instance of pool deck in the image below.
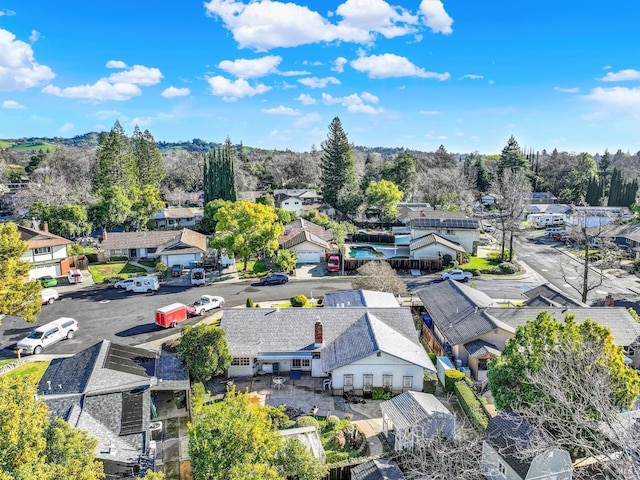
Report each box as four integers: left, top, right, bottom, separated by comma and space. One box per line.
346, 244, 410, 260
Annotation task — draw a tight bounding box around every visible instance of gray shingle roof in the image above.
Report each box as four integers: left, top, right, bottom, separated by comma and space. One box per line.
409, 232, 465, 253
220, 308, 421, 358
38, 342, 103, 395
522, 284, 586, 307
351, 459, 405, 480
464, 339, 501, 358
321, 313, 434, 372
99, 228, 207, 252
323, 290, 399, 308
485, 307, 640, 346
380, 391, 453, 431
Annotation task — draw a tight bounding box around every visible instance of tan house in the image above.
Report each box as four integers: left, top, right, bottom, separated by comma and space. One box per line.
17, 222, 73, 279
278, 219, 334, 264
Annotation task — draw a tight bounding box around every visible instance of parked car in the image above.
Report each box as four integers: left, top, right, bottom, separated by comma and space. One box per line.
189, 295, 225, 315
327, 255, 341, 272
441, 269, 473, 282
41, 288, 60, 305
17, 317, 78, 355
259, 273, 289, 285
171, 264, 185, 277
483, 223, 495, 233
67, 269, 84, 284
39, 275, 58, 288
114, 278, 136, 289
126, 276, 159, 293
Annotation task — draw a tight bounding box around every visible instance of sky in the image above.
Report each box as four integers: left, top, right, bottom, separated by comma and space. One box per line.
2, 1, 640, 155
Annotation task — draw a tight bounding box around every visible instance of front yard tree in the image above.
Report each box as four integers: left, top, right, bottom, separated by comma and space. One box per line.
351, 261, 407, 295
365, 179, 403, 221
0, 222, 41, 323
272, 249, 297, 274
320, 117, 360, 213
211, 200, 284, 271
177, 323, 232, 383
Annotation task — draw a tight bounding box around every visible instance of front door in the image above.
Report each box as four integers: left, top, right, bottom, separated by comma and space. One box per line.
129, 248, 137, 258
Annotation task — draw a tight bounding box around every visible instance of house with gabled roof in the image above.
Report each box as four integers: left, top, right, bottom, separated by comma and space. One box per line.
98, 228, 209, 266
36, 340, 190, 479
17, 222, 73, 279
521, 284, 587, 308
278, 219, 334, 264
323, 289, 398, 308
149, 207, 203, 229
351, 459, 406, 480
409, 232, 466, 262
482, 412, 573, 480
274, 189, 321, 216
220, 306, 435, 395
410, 211, 480, 253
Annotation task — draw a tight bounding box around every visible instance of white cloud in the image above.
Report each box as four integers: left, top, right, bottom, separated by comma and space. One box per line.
459, 74, 483, 80
321, 91, 383, 114
218, 55, 282, 78
602, 65, 612, 70
107, 64, 163, 86
279, 69, 310, 77
335, 0, 419, 39
262, 105, 301, 115
59, 123, 74, 133
206, 75, 271, 101
0, 9, 15, 16
298, 76, 341, 88
92, 110, 122, 120
360, 91, 379, 103
554, 86, 579, 93
419, 0, 453, 34
332, 57, 348, 73
129, 116, 154, 128
29, 30, 42, 43
295, 93, 316, 105
598, 69, 640, 82
303, 60, 323, 66
0, 29, 55, 91
42, 81, 142, 101
351, 53, 449, 80
585, 86, 640, 108
161, 86, 191, 98
2, 100, 26, 109
106, 60, 127, 69
293, 112, 322, 129
419, 110, 441, 115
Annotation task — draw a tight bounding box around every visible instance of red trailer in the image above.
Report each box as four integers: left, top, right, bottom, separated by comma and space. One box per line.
155, 302, 189, 328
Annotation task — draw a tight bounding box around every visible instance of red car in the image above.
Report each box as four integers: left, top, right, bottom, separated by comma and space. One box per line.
327, 255, 340, 272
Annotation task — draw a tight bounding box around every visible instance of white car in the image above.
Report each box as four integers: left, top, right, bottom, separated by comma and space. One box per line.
189, 295, 225, 315
441, 269, 473, 282
114, 278, 135, 289
41, 288, 60, 305
17, 317, 78, 355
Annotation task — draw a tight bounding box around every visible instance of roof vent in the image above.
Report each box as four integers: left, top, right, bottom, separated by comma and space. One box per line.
47, 380, 51, 390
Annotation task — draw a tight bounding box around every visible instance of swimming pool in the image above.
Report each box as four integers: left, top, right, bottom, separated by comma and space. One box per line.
347, 245, 409, 259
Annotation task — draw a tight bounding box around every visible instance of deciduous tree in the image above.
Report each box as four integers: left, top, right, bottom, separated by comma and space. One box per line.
365, 179, 403, 221
87, 185, 132, 231
381, 151, 416, 200
351, 261, 407, 295
177, 323, 232, 383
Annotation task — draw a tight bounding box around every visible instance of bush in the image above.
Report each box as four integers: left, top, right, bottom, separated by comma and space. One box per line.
444, 369, 466, 393
326, 415, 340, 430
442, 254, 453, 267
290, 294, 308, 307
428, 352, 437, 365
246, 297, 254, 308
191, 382, 206, 414
454, 381, 489, 431
371, 386, 392, 400
423, 370, 438, 394
109, 255, 129, 262
296, 416, 319, 429
252, 260, 268, 273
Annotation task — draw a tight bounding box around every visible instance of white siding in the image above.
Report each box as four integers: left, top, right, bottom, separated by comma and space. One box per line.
162, 253, 200, 266
291, 241, 326, 263
411, 243, 462, 260
411, 228, 478, 253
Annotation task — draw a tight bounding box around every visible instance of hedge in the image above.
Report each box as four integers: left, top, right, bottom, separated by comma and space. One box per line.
454, 381, 488, 431
444, 369, 466, 393
290, 294, 308, 307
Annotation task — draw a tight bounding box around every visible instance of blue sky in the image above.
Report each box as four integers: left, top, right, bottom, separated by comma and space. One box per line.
1, 1, 640, 155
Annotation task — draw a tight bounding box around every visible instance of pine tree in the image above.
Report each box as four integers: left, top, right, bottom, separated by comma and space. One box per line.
599, 149, 612, 196
133, 126, 165, 187
497, 135, 531, 178
92, 120, 138, 193
320, 117, 360, 213
474, 157, 491, 193
203, 140, 237, 204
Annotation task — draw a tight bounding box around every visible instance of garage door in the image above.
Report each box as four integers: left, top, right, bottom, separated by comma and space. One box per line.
165, 254, 197, 267
29, 263, 60, 280
296, 251, 320, 264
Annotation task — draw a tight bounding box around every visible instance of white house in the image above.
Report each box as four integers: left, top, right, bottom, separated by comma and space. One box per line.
149, 207, 203, 229
380, 391, 455, 451
18, 223, 73, 279
409, 232, 466, 262
274, 189, 321, 216
278, 219, 333, 264
410, 212, 479, 253
219, 305, 435, 395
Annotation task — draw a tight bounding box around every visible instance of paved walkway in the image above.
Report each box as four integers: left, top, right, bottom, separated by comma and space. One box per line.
352, 419, 384, 456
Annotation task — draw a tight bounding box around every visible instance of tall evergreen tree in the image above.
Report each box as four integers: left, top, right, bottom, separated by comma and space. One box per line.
381, 151, 416, 200
133, 126, 165, 187
320, 117, 360, 213
474, 157, 491, 193
203, 139, 237, 204
497, 135, 530, 179
92, 120, 138, 193
598, 149, 612, 196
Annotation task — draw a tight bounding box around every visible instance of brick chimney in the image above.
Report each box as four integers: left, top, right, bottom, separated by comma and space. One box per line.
314, 319, 323, 347
604, 293, 614, 307
42, 221, 48, 233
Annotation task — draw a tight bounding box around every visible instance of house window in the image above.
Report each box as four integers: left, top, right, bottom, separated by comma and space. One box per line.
498, 462, 507, 476
478, 358, 488, 370
383, 375, 393, 387
231, 357, 250, 366
363, 374, 373, 387
292, 359, 310, 368
403, 376, 413, 389
344, 374, 354, 387
33, 247, 52, 255
147, 248, 157, 254
446, 229, 455, 234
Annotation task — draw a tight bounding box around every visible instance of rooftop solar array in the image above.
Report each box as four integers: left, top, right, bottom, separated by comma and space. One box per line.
104, 344, 155, 377
411, 217, 479, 229
120, 390, 144, 435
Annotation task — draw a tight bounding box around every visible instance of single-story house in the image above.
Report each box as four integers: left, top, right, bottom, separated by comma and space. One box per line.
350, 459, 406, 480
529, 192, 558, 204
149, 207, 203, 229
604, 222, 640, 252
220, 306, 435, 395
278, 219, 334, 264
18, 222, 73, 279
99, 228, 209, 266
279, 426, 326, 464
521, 284, 587, 308
396, 202, 431, 224
36, 340, 190, 479
481, 194, 496, 206
565, 206, 633, 229
323, 289, 399, 308
482, 412, 573, 480
410, 212, 479, 253
409, 232, 466, 262
380, 391, 455, 451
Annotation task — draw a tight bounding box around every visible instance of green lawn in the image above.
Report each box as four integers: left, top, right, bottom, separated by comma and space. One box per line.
0, 140, 12, 148
10, 141, 58, 153
0, 358, 14, 367
3, 361, 50, 381
459, 256, 498, 271
87, 262, 149, 283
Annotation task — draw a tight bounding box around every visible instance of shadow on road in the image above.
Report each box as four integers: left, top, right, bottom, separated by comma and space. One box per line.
116, 324, 162, 337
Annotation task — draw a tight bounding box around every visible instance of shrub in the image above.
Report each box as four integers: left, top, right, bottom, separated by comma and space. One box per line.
423, 370, 438, 394
290, 294, 308, 307
454, 381, 488, 431
442, 254, 453, 267
255, 304, 260, 308
191, 382, 206, 414
296, 415, 319, 429
109, 255, 129, 262
371, 386, 392, 400
343, 413, 352, 421
428, 352, 437, 365
246, 297, 254, 308
326, 415, 340, 430
444, 369, 466, 393
498, 262, 520, 274
252, 260, 268, 273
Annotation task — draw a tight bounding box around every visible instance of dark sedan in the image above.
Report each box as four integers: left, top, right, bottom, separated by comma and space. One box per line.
259, 273, 289, 285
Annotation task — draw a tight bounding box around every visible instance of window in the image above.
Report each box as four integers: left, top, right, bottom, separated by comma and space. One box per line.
383, 375, 393, 387
343, 374, 354, 387
231, 357, 251, 366
498, 462, 507, 476
478, 358, 488, 370
363, 374, 373, 387
446, 229, 455, 234
147, 248, 157, 254
292, 359, 310, 368
34, 247, 52, 255
403, 376, 413, 389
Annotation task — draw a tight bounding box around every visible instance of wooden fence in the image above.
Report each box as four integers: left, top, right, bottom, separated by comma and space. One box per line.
343, 258, 443, 272
350, 233, 395, 244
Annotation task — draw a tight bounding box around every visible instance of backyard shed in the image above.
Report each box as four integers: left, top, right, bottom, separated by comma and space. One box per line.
351, 458, 405, 479
380, 391, 455, 451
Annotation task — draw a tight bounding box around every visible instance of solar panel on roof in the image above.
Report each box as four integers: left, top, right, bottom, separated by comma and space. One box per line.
104, 344, 153, 377
120, 391, 144, 435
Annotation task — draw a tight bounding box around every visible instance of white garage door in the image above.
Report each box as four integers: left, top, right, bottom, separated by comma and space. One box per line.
166, 254, 197, 267
296, 251, 321, 264
29, 263, 60, 280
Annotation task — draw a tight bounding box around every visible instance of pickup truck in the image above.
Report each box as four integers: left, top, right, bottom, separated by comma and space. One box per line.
189, 295, 225, 316
440, 269, 473, 282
